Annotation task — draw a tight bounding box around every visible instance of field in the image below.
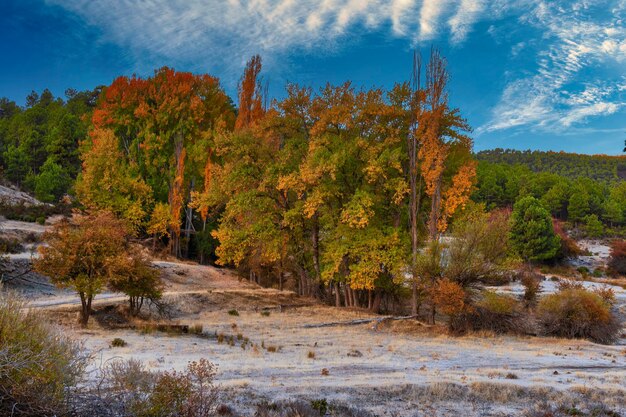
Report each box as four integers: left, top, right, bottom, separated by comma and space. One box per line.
2, 218, 626, 416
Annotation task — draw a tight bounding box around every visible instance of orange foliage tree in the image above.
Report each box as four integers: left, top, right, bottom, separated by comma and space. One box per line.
83, 67, 235, 256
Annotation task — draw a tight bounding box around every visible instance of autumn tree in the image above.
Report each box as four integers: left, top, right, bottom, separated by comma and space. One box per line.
85, 67, 235, 256
235, 55, 265, 131
76, 128, 153, 230
34, 212, 128, 326
608, 240, 626, 276
109, 248, 163, 316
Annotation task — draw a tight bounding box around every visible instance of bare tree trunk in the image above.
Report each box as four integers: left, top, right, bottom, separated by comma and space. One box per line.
311, 214, 321, 295
409, 51, 423, 317
79, 292, 92, 327
372, 291, 382, 313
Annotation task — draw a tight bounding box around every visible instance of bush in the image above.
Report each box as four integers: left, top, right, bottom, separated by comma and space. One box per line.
537, 288, 621, 344
0, 293, 86, 416
227, 309, 239, 316
608, 240, 626, 276
447, 290, 533, 335
95, 358, 218, 417
111, 337, 127, 347
520, 272, 541, 308
466, 291, 533, 335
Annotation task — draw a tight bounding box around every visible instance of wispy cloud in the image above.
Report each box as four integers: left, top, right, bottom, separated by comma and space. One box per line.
448, 0, 484, 43
480, 0, 626, 133
47, 0, 494, 70
46, 0, 625, 135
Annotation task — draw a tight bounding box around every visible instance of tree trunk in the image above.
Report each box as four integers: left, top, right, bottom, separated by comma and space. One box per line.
371, 291, 382, 314
79, 292, 92, 327
311, 213, 321, 282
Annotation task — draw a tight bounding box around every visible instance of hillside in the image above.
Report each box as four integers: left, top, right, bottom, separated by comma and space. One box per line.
475, 149, 626, 182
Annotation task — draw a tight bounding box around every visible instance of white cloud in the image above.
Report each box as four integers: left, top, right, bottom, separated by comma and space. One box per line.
45, 0, 625, 133
47, 0, 495, 71
481, 0, 626, 134
448, 0, 484, 43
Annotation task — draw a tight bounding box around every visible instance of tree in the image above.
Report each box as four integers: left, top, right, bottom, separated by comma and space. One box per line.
75, 128, 153, 230
235, 55, 265, 131
34, 212, 128, 326
608, 240, 626, 276
568, 191, 590, 223
88, 67, 235, 256
510, 196, 560, 262
109, 248, 163, 316
146, 202, 172, 249
33, 157, 71, 203
446, 208, 514, 287
584, 214, 604, 238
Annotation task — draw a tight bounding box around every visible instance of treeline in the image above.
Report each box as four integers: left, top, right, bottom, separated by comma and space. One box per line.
473, 161, 626, 234
475, 149, 626, 182
0, 89, 100, 201
62, 52, 475, 314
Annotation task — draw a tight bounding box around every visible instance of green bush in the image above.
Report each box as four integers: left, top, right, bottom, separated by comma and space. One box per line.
537, 288, 620, 344
227, 309, 239, 316
0, 293, 86, 416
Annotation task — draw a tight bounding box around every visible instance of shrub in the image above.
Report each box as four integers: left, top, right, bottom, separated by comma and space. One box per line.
594, 286, 616, 305
308, 351, 316, 359
111, 337, 127, 347
520, 271, 541, 308
431, 278, 471, 318
557, 279, 584, 291
447, 290, 533, 335
227, 309, 239, 316
97, 358, 218, 417
537, 288, 621, 344
0, 293, 86, 416
467, 291, 533, 335
608, 240, 626, 276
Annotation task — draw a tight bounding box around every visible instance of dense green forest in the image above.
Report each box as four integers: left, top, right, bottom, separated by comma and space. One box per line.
476, 148, 626, 182
473, 161, 626, 231
0, 88, 100, 202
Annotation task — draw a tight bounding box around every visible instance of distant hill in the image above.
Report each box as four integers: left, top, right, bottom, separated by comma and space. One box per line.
475, 149, 626, 182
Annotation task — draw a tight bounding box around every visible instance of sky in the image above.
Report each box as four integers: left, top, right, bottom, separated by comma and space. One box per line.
1, 0, 625, 155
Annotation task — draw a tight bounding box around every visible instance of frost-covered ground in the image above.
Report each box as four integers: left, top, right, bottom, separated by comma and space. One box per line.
4, 215, 626, 416
76, 302, 626, 416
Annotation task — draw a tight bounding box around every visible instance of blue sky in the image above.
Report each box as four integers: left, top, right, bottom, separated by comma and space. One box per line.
1, 0, 625, 155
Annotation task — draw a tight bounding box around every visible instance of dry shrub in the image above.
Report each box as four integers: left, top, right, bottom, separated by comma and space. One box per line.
608, 240, 626, 276
94, 358, 218, 417
443, 290, 534, 335
254, 399, 374, 417
432, 278, 471, 318
553, 219, 582, 259
537, 288, 621, 344
521, 271, 542, 307
593, 286, 615, 305
0, 293, 87, 416
556, 279, 584, 291
458, 291, 533, 335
